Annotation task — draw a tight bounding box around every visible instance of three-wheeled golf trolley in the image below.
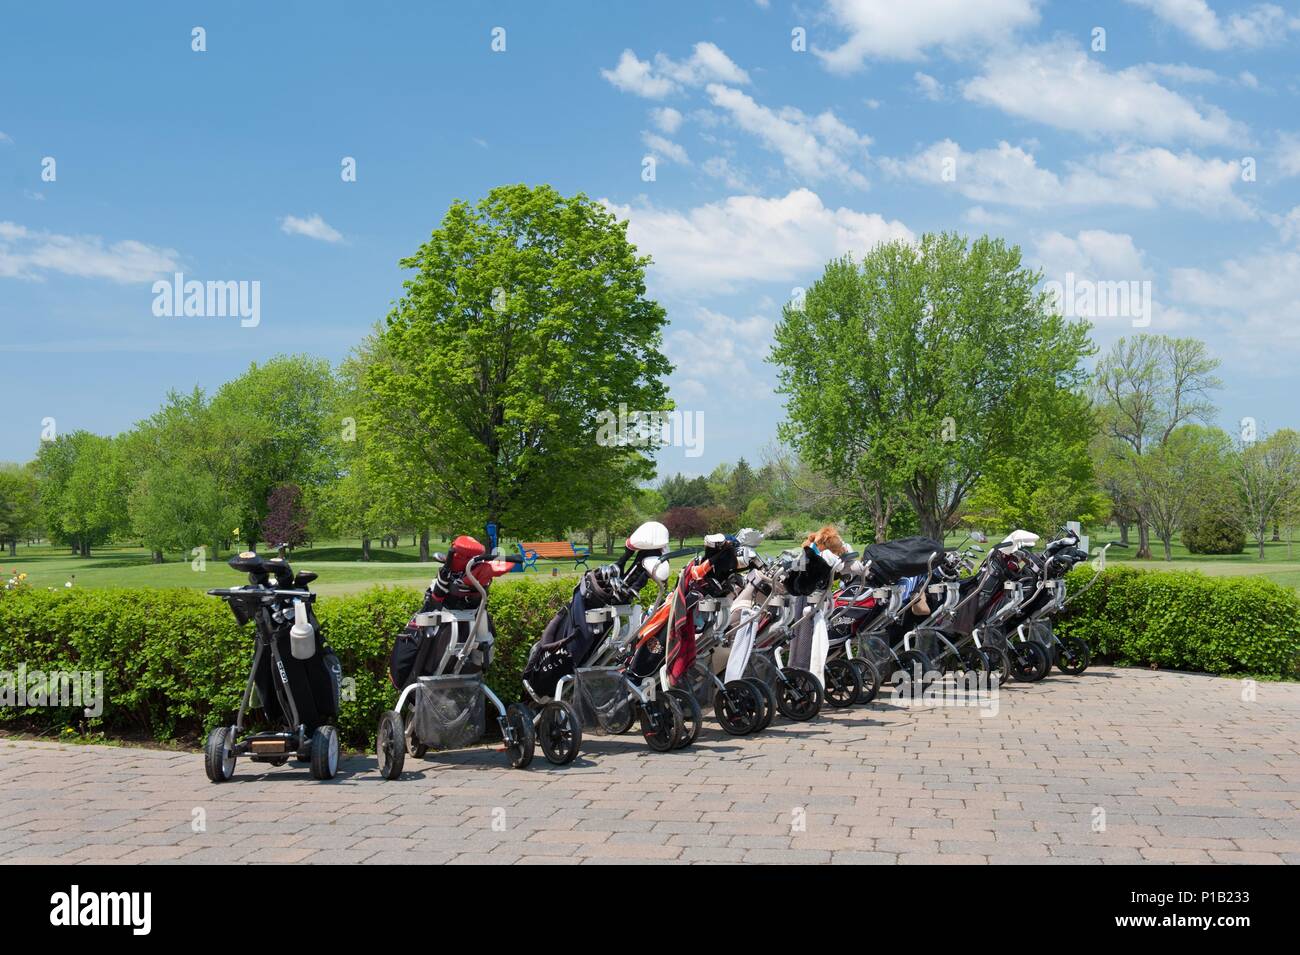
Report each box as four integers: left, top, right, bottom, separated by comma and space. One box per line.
376, 537, 534, 779
205, 551, 343, 782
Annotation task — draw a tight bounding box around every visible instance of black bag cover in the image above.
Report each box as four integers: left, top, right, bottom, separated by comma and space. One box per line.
522, 608, 575, 699
252, 606, 340, 733
783, 546, 835, 596
863, 537, 945, 584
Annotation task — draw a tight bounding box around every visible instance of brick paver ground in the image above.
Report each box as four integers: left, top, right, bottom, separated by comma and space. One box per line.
1, 667, 1297, 864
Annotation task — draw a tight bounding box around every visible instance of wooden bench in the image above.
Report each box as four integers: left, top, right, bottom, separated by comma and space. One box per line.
517, 541, 591, 572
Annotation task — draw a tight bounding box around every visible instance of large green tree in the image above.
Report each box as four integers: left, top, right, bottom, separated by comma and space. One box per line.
1093, 335, 1221, 558
771, 234, 1093, 540
121, 388, 243, 561
210, 355, 340, 547
1235, 428, 1300, 559
361, 184, 671, 538
968, 387, 1110, 537
33, 431, 128, 556
0, 463, 40, 557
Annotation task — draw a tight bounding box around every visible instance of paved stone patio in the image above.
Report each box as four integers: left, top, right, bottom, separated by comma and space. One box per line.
1, 667, 1296, 864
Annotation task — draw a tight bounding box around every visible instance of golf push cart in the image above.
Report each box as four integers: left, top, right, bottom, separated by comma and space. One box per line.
204, 550, 344, 783
376, 537, 535, 779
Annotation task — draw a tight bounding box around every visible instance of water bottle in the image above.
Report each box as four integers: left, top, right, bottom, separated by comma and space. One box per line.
290, 599, 316, 660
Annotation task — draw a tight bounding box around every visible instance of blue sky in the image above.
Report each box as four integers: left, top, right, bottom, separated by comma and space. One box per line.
3, 0, 1299, 475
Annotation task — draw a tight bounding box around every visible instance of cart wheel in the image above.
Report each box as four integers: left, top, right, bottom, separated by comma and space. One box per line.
538, 700, 582, 766
666, 688, 701, 748
376, 710, 405, 780
959, 646, 991, 679
1009, 641, 1050, 682
1056, 636, 1091, 676
309, 725, 340, 780
604, 703, 636, 735
713, 680, 759, 735
895, 650, 933, 690
848, 658, 881, 704
640, 694, 684, 752
981, 645, 1012, 686
403, 721, 428, 759
775, 668, 823, 721
204, 726, 236, 783
823, 659, 861, 708
505, 703, 536, 769
744, 678, 776, 731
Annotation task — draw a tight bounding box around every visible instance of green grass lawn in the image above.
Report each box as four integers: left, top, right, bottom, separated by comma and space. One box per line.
6, 527, 1299, 594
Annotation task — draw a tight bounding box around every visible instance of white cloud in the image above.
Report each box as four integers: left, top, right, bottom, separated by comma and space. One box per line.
962, 41, 1246, 145
601, 42, 749, 99
815, 0, 1040, 71
280, 213, 343, 243
642, 132, 690, 164
667, 306, 777, 400
650, 106, 683, 134
914, 71, 944, 100
701, 156, 757, 192
603, 189, 913, 295
1276, 132, 1300, 179
1035, 229, 1152, 283
1167, 247, 1300, 350
0, 131, 12, 144
881, 139, 1253, 218
1124, 0, 1300, 50
0, 221, 180, 283
706, 84, 871, 188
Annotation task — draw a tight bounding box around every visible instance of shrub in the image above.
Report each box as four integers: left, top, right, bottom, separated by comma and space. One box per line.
1057, 566, 1299, 676
3, 566, 1294, 751
0, 580, 579, 749
1182, 512, 1246, 555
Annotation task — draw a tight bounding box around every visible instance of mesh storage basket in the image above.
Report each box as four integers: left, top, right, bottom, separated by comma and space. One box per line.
573, 667, 634, 734
744, 648, 783, 689
412, 673, 486, 750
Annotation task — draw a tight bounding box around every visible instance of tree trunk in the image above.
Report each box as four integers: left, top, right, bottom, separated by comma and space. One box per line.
1272, 521, 1281, 542
918, 512, 943, 542
361, 537, 371, 562
873, 513, 889, 544
151, 549, 163, 564
1162, 536, 1173, 561
1136, 522, 1152, 560
1118, 521, 1129, 546
419, 530, 430, 562
6, 540, 15, 558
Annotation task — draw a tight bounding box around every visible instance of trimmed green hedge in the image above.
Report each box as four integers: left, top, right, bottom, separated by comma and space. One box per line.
1, 567, 1296, 749
0, 580, 579, 748
1057, 566, 1299, 677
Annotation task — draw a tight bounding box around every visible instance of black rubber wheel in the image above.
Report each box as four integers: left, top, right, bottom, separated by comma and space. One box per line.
666, 688, 701, 748
848, 657, 881, 704
1056, 636, 1091, 675
204, 726, 236, 783
981, 644, 1012, 686
376, 710, 405, 780
745, 678, 776, 731
403, 719, 429, 758
775, 668, 823, 721
309, 725, 340, 780
895, 649, 933, 689
823, 658, 861, 708
604, 702, 636, 735
959, 645, 991, 678
504, 703, 536, 769
1009, 640, 1050, 682
640, 695, 684, 752
713, 680, 760, 735
538, 700, 582, 766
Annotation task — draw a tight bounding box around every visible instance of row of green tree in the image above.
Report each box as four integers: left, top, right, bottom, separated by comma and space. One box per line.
3, 190, 1298, 564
